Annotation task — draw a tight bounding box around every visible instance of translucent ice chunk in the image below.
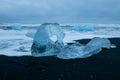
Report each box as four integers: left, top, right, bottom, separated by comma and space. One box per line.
43, 23, 65, 44
72, 25, 94, 32
57, 42, 102, 59
86, 37, 111, 48
57, 37, 113, 59
12, 25, 22, 30
26, 31, 36, 38
31, 23, 65, 57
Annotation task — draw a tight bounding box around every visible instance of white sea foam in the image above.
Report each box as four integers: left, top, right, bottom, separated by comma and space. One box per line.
0, 23, 119, 57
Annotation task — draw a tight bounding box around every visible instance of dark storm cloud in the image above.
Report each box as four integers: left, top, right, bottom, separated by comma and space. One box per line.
0, 0, 120, 23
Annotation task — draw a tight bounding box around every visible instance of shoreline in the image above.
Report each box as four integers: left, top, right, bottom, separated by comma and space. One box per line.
0, 38, 120, 80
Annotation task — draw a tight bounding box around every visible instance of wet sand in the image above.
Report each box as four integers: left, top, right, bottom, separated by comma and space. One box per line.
0, 38, 120, 80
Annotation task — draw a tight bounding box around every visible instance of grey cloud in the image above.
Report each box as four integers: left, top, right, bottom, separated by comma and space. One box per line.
0, 0, 120, 23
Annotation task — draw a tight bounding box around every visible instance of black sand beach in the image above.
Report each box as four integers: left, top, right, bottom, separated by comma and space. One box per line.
0, 38, 120, 80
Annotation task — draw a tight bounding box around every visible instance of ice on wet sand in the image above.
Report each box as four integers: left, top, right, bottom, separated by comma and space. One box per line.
31, 23, 115, 59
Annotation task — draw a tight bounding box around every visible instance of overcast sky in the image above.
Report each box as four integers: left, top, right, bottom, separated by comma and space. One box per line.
0, 0, 120, 24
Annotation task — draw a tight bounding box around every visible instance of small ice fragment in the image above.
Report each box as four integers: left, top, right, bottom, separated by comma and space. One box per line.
26, 31, 36, 38
86, 37, 111, 48
12, 25, 22, 30
110, 44, 117, 48
72, 25, 94, 31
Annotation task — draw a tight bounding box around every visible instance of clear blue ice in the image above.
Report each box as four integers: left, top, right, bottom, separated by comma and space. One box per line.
31, 23, 115, 59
